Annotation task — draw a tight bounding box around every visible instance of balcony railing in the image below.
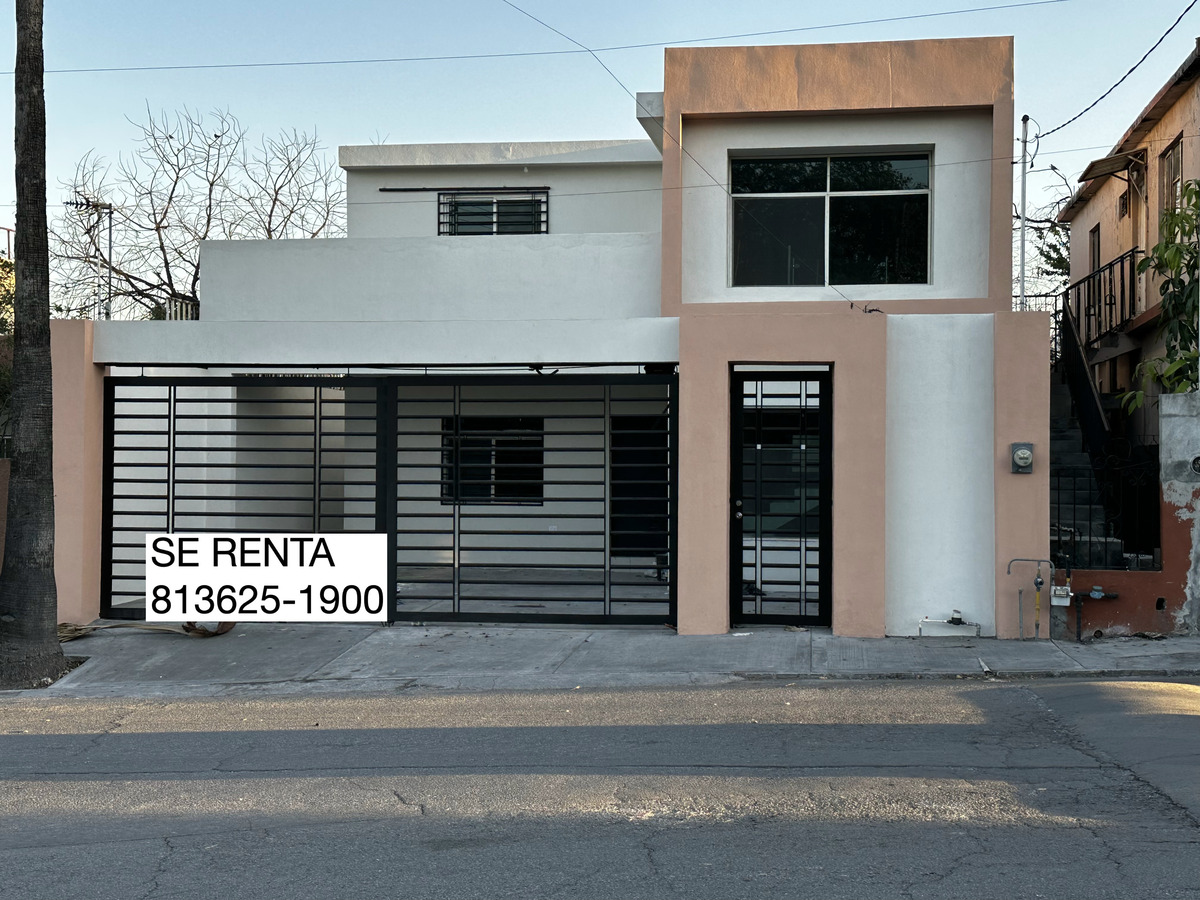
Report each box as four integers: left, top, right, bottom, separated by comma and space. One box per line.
166, 298, 199, 320
1064, 248, 1141, 348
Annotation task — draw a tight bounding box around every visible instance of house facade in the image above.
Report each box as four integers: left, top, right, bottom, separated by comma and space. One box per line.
43, 36, 1053, 638
1055, 39, 1200, 636
1058, 39, 1200, 423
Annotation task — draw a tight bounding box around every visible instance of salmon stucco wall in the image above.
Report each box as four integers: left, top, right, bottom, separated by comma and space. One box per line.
667, 38, 1025, 637
659, 37, 1015, 318
993, 311, 1052, 638
0, 324, 104, 623
50, 321, 105, 624
1051, 491, 1191, 639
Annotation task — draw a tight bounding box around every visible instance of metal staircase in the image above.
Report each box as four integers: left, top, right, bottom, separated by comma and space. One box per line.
1049, 372, 1125, 568
1049, 250, 1161, 572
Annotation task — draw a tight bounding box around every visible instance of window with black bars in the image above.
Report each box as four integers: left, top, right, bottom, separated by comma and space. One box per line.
438, 191, 549, 235
441, 416, 545, 503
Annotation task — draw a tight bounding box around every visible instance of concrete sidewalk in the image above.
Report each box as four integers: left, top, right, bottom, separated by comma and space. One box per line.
14, 622, 1200, 698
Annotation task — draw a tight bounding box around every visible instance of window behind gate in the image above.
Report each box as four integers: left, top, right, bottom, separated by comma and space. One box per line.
441, 416, 545, 503
731, 153, 930, 286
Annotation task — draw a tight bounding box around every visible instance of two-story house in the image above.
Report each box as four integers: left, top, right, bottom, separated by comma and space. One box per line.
42, 36, 1052, 638
1054, 38, 1200, 636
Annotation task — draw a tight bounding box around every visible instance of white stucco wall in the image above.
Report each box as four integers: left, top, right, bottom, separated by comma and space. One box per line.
198, 233, 661, 323
340, 140, 663, 238
92, 318, 680, 367
1159, 392, 1200, 633
347, 164, 663, 238
885, 314, 996, 635
680, 111, 993, 304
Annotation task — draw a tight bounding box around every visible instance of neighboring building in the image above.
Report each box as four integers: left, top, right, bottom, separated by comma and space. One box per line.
1055, 39, 1200, 636
45, 36, 1053, 638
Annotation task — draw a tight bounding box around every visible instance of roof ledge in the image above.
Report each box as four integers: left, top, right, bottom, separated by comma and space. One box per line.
1060, 37, 1200, 222
339, 140, 662, 169
636, 92, 665, 152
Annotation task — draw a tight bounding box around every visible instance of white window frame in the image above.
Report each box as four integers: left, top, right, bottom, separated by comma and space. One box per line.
729, 152, 932, 287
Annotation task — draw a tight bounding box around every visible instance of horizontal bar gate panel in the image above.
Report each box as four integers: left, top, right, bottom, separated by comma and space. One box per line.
102, 377, 382, 618
102, 374, 678, 626
393, 378, 677, 623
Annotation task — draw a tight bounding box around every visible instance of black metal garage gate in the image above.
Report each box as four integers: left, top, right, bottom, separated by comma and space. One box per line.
101, 374, 677, 625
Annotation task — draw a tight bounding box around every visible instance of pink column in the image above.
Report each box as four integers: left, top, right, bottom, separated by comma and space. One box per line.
993, 311, 1052, 638
50, 320, 105, 624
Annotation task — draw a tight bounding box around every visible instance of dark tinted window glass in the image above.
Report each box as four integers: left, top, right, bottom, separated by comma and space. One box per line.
494, 437, 543, 499
440, 416, 544, 502
732, 158, 826, 194
732, 197, 825, 286
829, 194, 929, 284
830, 155, 929, 192
451, 200, 494, 234
609, 414, 669, 555
458, 437, 493, 498
496, 199, 541, 234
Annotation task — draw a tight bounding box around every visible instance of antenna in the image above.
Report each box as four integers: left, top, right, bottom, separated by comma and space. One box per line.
65, 196, 114, 320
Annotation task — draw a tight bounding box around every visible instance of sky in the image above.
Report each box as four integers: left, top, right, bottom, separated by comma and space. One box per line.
0, 0, 1198, 228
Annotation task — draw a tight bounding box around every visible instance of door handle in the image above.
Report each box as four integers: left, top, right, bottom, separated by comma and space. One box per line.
734, 512, 743, 520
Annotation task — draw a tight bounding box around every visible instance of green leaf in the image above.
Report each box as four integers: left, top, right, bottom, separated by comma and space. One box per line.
1136, 178, 1200, 395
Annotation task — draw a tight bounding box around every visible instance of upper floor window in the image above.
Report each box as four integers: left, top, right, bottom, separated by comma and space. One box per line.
438, 190, 548, 235
731, 154, 930, 286
1160, 138, 1182, 214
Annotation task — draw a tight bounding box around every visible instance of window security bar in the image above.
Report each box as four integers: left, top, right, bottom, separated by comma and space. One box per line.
438, 190, 549, 235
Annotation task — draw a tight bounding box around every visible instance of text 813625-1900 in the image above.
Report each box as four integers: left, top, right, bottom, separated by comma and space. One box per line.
144, 533, 387, 623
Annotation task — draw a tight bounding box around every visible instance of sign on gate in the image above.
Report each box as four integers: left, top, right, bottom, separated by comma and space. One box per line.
144, 533, 388, 623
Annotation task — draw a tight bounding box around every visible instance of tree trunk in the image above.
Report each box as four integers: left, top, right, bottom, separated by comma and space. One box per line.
0, 0, 67, 688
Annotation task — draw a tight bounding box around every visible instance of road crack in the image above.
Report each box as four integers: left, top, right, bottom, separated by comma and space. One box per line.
1017, 685, 1200, 830
139, 835, 176, 900
392, 790, 427, 816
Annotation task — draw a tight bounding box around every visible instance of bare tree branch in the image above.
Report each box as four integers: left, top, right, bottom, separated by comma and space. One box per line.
50, 108, 345, 319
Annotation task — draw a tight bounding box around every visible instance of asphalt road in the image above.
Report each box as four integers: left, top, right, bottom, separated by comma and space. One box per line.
1, 679, 1198, 900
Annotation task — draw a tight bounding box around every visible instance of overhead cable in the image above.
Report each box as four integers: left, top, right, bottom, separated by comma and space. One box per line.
1037, 0, 1200, 139
3, 0, 1069, 77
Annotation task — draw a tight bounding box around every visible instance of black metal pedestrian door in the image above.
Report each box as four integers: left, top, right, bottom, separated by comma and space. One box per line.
730, 371, 831, 625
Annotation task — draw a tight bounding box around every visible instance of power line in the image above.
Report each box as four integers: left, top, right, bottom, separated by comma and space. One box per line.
497, 0, 867, 306
1036, 0, 1200, 139
345, 132, 1199, 209
0, 132, 1185, 213
0, 0, 1069, 77
597, 0, 1069, 51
